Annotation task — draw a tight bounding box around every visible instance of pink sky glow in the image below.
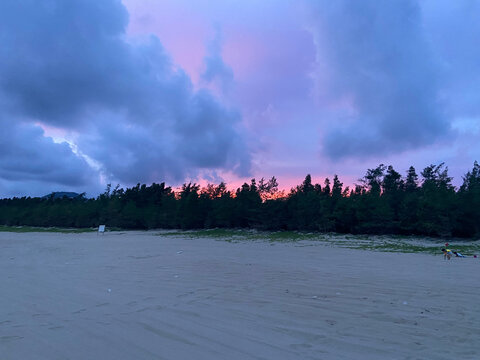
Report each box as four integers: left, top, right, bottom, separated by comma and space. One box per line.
0, 0, 479, 197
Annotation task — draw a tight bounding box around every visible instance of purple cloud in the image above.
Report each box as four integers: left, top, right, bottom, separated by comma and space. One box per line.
0, 119, 98, 197
307, 0, 452, 159
0, 0, 251, 195
0, 0, 479, 197
201, 25, 234, 93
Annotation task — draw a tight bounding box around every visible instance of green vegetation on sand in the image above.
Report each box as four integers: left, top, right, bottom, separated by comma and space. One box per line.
158, 229, 480, 255
0, 225, 96, 233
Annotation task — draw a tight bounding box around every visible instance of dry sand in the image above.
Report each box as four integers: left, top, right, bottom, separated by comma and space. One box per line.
1, 231, 479, 360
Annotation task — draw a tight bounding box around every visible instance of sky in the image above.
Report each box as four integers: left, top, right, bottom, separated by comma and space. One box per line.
1, 0, 479, 198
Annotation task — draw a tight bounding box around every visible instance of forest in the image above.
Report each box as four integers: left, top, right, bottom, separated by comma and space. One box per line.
1, 162, 479, 238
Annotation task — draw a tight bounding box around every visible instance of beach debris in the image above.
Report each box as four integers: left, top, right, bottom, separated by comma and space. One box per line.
176, 250, 183, 254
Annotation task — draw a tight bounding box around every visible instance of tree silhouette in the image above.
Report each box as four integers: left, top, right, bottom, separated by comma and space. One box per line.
0, 162, 479, 238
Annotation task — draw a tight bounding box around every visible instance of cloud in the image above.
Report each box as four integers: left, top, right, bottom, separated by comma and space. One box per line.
0, 119, 98, 197
307, 0, 452, 159
0, 0, 131, 125
78, 91, 250, 184
201, 25, 234, 93
0, 0, 251, 191
420, 0, 480, 118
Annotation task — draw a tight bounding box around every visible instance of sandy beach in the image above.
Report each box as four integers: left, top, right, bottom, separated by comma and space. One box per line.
1, 231, 479, 360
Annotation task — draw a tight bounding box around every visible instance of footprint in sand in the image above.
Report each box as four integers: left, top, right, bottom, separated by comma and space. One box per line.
95, 302, 110, 307
0, 335, 24, 342
32, 313, 51, 318
290, 343, 313, 349
48, 326, 64, 330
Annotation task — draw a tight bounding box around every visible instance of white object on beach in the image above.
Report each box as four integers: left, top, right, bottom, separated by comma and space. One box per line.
98, 225, 106, 234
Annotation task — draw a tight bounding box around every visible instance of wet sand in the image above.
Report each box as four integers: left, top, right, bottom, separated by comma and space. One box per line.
1, 231, 479, 359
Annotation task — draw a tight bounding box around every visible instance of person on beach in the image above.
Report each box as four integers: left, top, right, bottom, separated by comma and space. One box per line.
442, 248, 452, 260
453, 251, 466, 258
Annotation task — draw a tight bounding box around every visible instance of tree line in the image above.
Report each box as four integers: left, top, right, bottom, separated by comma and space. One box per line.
1, 162, 479, 238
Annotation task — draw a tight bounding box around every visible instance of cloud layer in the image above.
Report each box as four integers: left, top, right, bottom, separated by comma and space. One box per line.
201, 25, 234, 93
1, 0, 479, 196
0, 0, 251, 196
307, 0, 451, 159
0, 120, 95, 185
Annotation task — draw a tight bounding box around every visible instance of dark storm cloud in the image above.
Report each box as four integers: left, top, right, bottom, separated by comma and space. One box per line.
0, 0, 131, 124
0, 0, 251, 189
0, 120, 96, 187
308, 0, 452, 159
78, 92, 250, 184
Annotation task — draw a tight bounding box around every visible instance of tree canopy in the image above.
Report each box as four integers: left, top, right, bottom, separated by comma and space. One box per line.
1, 163, 479, 238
